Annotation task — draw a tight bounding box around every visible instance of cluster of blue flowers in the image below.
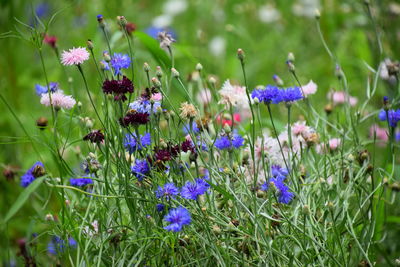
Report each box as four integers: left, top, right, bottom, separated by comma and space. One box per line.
251, 85, 303, 104
69, 176, 93, 187
47, 236, 77, 255
21, 161, 45, 187
129, 98, 161, 115
35, 82, 59, 96
110, 53, 131, 76
131, 159, 150, 181
260, 165, 294, 204
123, 132, 151, 154
378, 109, 400, 127
214, 132, 244, 150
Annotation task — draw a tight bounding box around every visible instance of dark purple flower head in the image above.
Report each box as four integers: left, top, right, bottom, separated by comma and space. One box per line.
156, 203, 165, 212
83, 130, 104, 144
119, 111, 149, 127
163, 206, 191, 232
102, 76, 134, 101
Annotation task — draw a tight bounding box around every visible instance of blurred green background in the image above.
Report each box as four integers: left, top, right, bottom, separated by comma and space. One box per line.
1, 0, 399, 262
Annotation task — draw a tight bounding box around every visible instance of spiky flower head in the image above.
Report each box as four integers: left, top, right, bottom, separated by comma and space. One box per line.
61, 47, 90, 66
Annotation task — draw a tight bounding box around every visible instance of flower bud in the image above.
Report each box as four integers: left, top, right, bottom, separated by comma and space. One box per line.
335, 64, 344, 79
223, 124, 231, 133
143, 62, 150, 72
286, 60, 295, 72
36, 117, 48, 130
97, 14, 105, 28
287, 52, 295, 63
103, 51, 111, 62
117, 16, 127, 27
302, 205, 311, 215
273, 74, 284, 86
209, 76, 216, 85
171, 68, 180, 78
87, 39, 94, 50
156, 66, 163, 79
151, 77, 161, 88
315, 9, 321, 19
212, 225, 221, 234
253, 97, 260, 104
237, 48, 245, 62
195, 63, 203, 72
45, 214, 54, 221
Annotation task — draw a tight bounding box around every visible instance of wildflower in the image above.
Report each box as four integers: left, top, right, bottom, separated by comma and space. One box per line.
327, 91, 358, 106
276, 87, 303, 103
40, 91, 76, 110
260, 166, 294, 204
61, 47, 90, 66
179, 102, 198, 120
124, 132, 151, 154
110, 53, 131, 75
47, 236, 77, 255
196, 88, 212, 105
102, 76, 134, 101
219, 80, 248, 108
214, 132, 245, 150
100, 60, 110, 71
129, 98, 161, 115
119, 111, 149, 127
369, 124, 388, 146
21, 162, 45, 187
216, 113, 241, 127
164, 206, 191, 232
69, 177, 93, 187
125, 22, 136, 35
183, 122, 200, 134
378, 109, 400, 127
36, 117, 48, 130
380, 58, 399, 82
157, 31, 176, 50
35, 82, 59, 95
180, 179, 209, 200
131, 159, 150, 181
155, 182, 179, 200
83, 130, 105, 144
251, 85, 279, 104
156, 203, 165, 212
301, 80, 317, 97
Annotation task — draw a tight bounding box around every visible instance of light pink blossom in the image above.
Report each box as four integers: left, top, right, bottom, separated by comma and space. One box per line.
329, 138, 341, 150
151, 93, 163, 101
61, 47, 90, 66
218, 79, 248, 109
369, 124, 388, 146
327, 91, 358, 106
301, 80, 317, 97
40, 91, 76, 109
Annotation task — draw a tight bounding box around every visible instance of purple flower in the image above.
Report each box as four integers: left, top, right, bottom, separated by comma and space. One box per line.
110, 53, 131, 76
155, 183, 179, 200
214, 132, 245, 150
163, 206, 191, 232
251, 85, 279, 104
129, 98, 161, 115
47, 236, 77, 255
124, 132, 151, 154
259, 166, 293, 204
131, 159, 150, 181
378, 109, 400, 127
183, 122, 200, 134
21, 162, 45, 187
181, 179, 209, 200
277, 87, 303, 103
35, 82, 59, 95
232, 133, 244, 148
69, 177, 93, 187
156, 203, 165, 212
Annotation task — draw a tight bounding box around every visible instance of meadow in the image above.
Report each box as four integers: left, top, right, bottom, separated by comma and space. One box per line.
1, 0, 400, 266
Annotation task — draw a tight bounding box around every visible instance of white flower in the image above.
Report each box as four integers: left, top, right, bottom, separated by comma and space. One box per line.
163, 0, 188, 16
302, 80, 317, 97
40, 91, 76, 110
209, 36, 226, 57
258, 5, 281, 23
218, 79, 248, 109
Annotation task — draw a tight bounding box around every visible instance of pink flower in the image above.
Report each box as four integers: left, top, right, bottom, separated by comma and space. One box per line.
40, 91, 76, 109
369, 124, 388, 146
328, 138, 341, 150
327, 91, 358, 106
61, 47, 90, 66
196, 89, 212, 105
151, 93, 163, 101
302, 80, 317, 97
218, 80, 248, 108
216, 113, 241, 126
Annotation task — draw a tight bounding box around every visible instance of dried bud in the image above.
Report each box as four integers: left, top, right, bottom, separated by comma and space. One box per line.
237, 48, 245, 62
45, 214, 54, 221
32, 165, 45, 178
179, 102, 198, 120
302, 205, 311, 215
390, 182, 400, 192
36, 117, 48, 130
212, 225, 221, 234
324, 103, 333, 114
3, 166, 17, 181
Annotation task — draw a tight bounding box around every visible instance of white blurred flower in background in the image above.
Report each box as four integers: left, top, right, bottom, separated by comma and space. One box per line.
163, 0, 188, 16
293, 0, 320, 18
209, 36, 226, 57
258, 4, 281, 23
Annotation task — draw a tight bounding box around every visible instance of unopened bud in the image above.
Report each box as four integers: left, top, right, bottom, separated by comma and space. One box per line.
156, 66, 163, 79
209, 76, 216, 85
315, 9, 321, 19
326, 201, 334, 210
273, 74, 284, 86
36, 117, 48, 130
253, 97, 260, 104
286, 60, 295, 72
335, 64, 344, 79
103, 51, 111, 62
87, 39, 94, 50
212, 225, 221, 234
324, 103, 333, 114
287, 52, 295, 63
151, 77, 161, 88
195, 63, 203, 72
117, 16, 127, 27
171, 68, 180, 78
97, 14, 105, 28
45, 214, 54, 221
143, 62, 150, 72
302, 205, 311, 215
223, 124, 231, 133
237, 48, 245, 62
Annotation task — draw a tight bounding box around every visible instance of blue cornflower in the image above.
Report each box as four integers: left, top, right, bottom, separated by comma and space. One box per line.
378, 109, 400, 127
156, 203, 165, 212
110, 53, 131, 75
251, 85, 279, 104
163, 206, 191, 232
35, 3, 50, 18
123, 132, 151, 154
131, 159, 150, 181
181, 178, 209, 200
214, 133, 245, 150
21, 161, 45, 187
129, 99, 161, 115
100, 60, 110, 71
260, 166, 293, 204
69, 177, 93, 187
155, 182, 179, 200
35, 82, 59, 95
47, 236, 77, 255
183, 121, 200, 134
277, 87, 303, 103
271, 165, 289, 179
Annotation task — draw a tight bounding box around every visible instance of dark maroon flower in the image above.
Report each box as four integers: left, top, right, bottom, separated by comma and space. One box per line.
154, 149, 172, 162
3, 165, 18, 181
119, 111, 149, 127
125, 22, 136, 35
102, 76, 134, 101
83, 130, 105, 144
43, 34, 57, 48
181, 139, 195, 154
